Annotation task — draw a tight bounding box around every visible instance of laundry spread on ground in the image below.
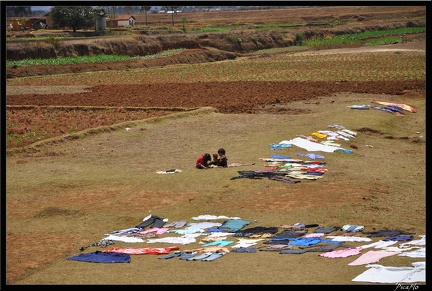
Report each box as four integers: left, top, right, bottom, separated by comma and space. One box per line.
371, 100, 418, 113
70, 213, 425, 283
229, 124, 362, 183
347, 100, 418, 118
274, 124, 355, 153
68, 117, 424, 281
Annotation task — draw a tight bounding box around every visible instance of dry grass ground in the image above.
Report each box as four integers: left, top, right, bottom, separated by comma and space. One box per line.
5, 90, 426, 285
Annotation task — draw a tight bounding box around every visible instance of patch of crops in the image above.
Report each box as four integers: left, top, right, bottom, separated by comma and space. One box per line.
256, 22, 300, 29
197, 25, 242, 32
134, 48, 187, 60
8, 49, 424, 86
364, 37, 402, 46
304, 27, 425, 47
6, 49, 187, 67
338, 27, 425, 41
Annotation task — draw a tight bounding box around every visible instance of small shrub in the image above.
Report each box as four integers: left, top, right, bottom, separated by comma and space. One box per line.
295, 32, 304, 46
43, 36, 62, 49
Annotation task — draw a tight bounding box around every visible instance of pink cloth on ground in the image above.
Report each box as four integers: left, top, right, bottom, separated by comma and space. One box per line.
137, 227, 169, 235
348, 250, 401, 266
102, 246, 179, 255
304, 233, 325, 238
319, 247, 362, 258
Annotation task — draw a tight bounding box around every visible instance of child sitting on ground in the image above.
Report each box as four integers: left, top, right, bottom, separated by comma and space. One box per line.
208, 153, 220, 167
196, 153, 212, 169
216, 148, 228, 168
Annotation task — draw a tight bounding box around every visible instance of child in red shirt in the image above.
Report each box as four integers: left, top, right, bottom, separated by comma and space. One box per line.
196, 153, 211, 169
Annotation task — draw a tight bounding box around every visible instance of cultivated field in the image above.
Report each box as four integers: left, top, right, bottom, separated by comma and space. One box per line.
4, 6, 427, 286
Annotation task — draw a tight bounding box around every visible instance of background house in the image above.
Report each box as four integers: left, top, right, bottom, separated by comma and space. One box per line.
114, 15, 136, 27
7, 17, 47, 31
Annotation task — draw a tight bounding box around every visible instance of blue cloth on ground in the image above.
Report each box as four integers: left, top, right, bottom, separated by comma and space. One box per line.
286, 238, 322, 246
66, 251, 131, 263
202, 240, 234, 247
335, 149, 352, 154
296, 153, 325, 159
285, 237, 341, 246
270, 143, 292, 149
383, 235, 414, 241
207, 227, 222, 232
220, 219, 250, 232
270, 155, 292, 159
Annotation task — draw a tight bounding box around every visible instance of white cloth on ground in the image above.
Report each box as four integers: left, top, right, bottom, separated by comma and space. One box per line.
186, 222, 222, 229
191, 214, 241, 220
326, 236, 372, 242
397, 248, 426, 258
359, 240, 397, 249
399, 235, 426, 248
352, 261, 425, 283
279, 137, 347, 153
146, 233, 203, 245
231, 238, 264, 248
103, 235, 144, 243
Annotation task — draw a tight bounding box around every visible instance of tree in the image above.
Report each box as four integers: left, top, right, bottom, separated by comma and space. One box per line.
93, 7, 107, 17
102, 6, 119, 32
6, 6, 32, 17
124, 6, 133, 14
140, 6, 151, 25
295, 33, 304, 46
164, 6, 180, 25
50, 6, 96, 32
181, 17, 187, 32
102, 6, 119, 19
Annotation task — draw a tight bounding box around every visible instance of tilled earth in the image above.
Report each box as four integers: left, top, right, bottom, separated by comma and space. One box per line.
6, 41, 426, 114
7, 80, 425, 114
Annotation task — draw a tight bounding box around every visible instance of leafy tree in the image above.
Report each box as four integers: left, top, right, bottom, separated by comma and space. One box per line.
50, 6, 96, 32
124, 6, 133, 14
181, 17, 187, 32
102, 6, 119, 18
295, 33, 304, 46
101, 6, 119, 32
93, 7, 107, 17
6, 6, 32, 17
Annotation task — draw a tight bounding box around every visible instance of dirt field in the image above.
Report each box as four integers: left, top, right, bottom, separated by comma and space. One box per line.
4, 40, 426, 113
6, 41, 425, 150
4, 6, 427, 286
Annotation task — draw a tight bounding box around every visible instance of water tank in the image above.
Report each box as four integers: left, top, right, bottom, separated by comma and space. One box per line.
95, 16, 106, 32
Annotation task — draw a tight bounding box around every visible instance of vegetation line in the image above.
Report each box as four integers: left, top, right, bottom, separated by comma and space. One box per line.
7, 27, 424, 67
303, 27, 425, 47
6, 48, 187, 67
